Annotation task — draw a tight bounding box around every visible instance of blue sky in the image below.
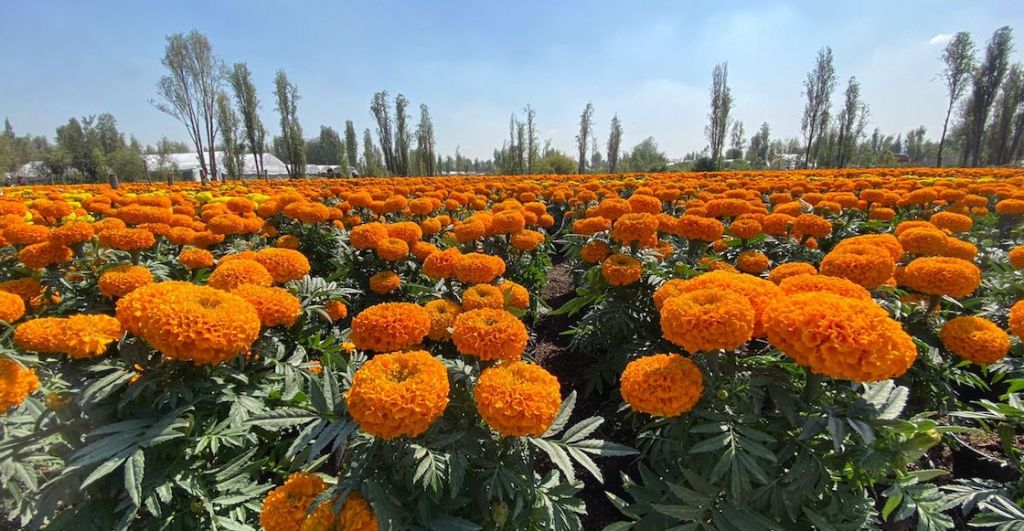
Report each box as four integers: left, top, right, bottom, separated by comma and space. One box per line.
1, 1, 1022, 159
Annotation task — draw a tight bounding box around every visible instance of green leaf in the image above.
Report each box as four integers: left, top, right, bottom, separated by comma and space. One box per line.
689, 432, 731, 454
530, 438, 576, 483
562, 417, 603, 444
123, 449, 145, 508
543, 391, 577, 438
245, 408, 318, 430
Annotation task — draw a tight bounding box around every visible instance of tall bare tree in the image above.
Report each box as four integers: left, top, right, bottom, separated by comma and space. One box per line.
801, 47, 837, 168
607, 114, 623, 173
962, 26, 1014, 166
706, 62, 733, 169
216, 92, 244, 180
936, 32, 976, 167
415, 104, 437, 176
575, 103, 594, 174
370, 91, 396, 175
394, 94, 411, 176
153, 31, 223, 184
524, 105, 538, 172
227, 62, 266, 178
835, 77, 869, 168
273, 70, 305, 178
987, 64, 1024, 165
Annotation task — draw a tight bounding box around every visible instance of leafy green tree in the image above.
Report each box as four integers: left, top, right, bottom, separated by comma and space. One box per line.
534, 149, 576, 174
344, 120, 359, 172
801, 47, 836, 168
415, 104, 437, 176
747, 122, 771, 167
986, 63, 1024, 165
394, 94, 411, 175
273, 70, 305, 178
706, 62, 733, 168
216, 92, 245, 179
835, 76, 869, 168
370, 91, 396, 174
575, 103, 594, 174
937, 32, 976, 167
361, 128, 385, 177
962, 26, 1013, 166
607, 114, 623, 173
525, 104, 538, 172
624, 137, 669, 172
228, 62, 267, 178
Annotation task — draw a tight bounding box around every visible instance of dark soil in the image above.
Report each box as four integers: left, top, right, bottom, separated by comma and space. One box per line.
532, 262, 637, 530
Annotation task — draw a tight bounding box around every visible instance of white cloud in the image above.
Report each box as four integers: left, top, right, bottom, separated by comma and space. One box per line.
929, 33, 954, 46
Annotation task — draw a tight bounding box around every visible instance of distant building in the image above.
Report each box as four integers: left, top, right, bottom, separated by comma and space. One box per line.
143, 152, 291, 181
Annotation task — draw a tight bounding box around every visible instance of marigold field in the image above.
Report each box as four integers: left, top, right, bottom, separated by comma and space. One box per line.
1, 167, 1024, 530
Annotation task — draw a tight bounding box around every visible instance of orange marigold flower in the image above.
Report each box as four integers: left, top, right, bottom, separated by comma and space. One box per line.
510, 229, 545, 251
819, 244, 895, 289
493, 210, 527, 234
179, 247, 214, 270
260, 472, 328, 531
597, 197, 631, 220
0, 277, 44, 306
792, 213, 832, 239
676, 215, 724, 242
779, 273, 872, 301
653, 279, 688, 311
116, 282, 261, 365
728, 218, 762, 240
611, 213, 659, 244
580, 241, 611, 264
254, 248, 311, 283
601, 254, 643, 286
1010, 300, 1024, 339
346, 350, 449, 439
369, 271, 401, 294
572, 216, 612, 235
901, 257, 981, 298
762, 213, 794, 236
99, 265, 154, 298
930, 211, 973, 233
350, 302, 430, 352
99, 228, 156, 251
3, 224, 49, 245
300, 491, 378, 531
995, 199, 1024, 215
232, 284, 302, 327
324, 300, 348, 322
736, 250, 770, 275
620, 354, 703, 417
833, 233, 904, 262
660, 289, 754, 353
898, 226, 948, 256
208, 259, 274, 291
375, 237, 409, 261
768, 262, 817, 284
411, 241, 439, 261
0, 291, 26, 323
671, 270, 781, 337
14, 317, 66, 353
423, 248, 462, 279
0, 358, 39, 412
452, 308, 528, 362
940, 316, 1009, 365
424, 299, 462, 341
276, 234, 301, 250
63, 314, 123, 358
463, 284, 504, 310
941, 238, 978, 261
1010, 246, 1024, 270
19, 242, 72, 269
475, 362, 561, 437
500, 281, 530, 310
349, 222, 389, 250
49, 221, 94, 246
764, 292, 916, 381
869, 207, 896, 221
453, 253, 506, 284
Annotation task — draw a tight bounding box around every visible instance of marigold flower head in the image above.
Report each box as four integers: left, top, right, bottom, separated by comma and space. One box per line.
349, 222, 389, 250
300, 491, 378, 531
324, 300, 348, 322
768, 262, 817, 284
930, 211, 973, 233
601, 254, 643, 286
672, 270, 781, 337
422, 248, 462, 279
660, 289, 754, 353
500, 281, 530, 310
0, 291, 26, 324
453, 253, 506, 284
898, 226, 948, 256
611, 213, 659, 244
463, 284, 504, 310
940, 316, 1009, 365
0, 358, 39, 412
676, 215, 724, 242
179, 247, 214, 270
254, 248, 311, 283
261, 472, 328, 531
1010, 300, 1024, 339
492, 210, 527, 234
572, 216, 612, 235
580, 241, 611, 264
869, 207, 896, 221
1010, 246, 1024, 270
941, 237, 978, 261
901, 257, 981, 298
995, 199, 1024, 215
116, 282, 261, 364
232, 284, 301, 327
49, 221, 94, 246
98, 264, 153, 298
452, 308, 528, 362
411, 241, 439, 261
475, 362, 561, 437
764, 292, 916, 381
620, 354, 703, 417
347, 350, 449, 439
819, 244, 895, 290
99, 228, 156, 251
350, 302, 430, 352
833, 233, 904, 262
728, 218, 762, 240
511, 229, 545, 251
375, 237, 409, 261
736, 250, 770, 275
424, 299, 462, 341
792, 213, 832, 239
3, 224, 50, 245
597, 197, 631, 220
63, 314, 123, 358
19, 242, 73, 269
0, 277, 44, 307
780, 273, 872, 301
208, 259, 274, 291
369, 271, 401, 294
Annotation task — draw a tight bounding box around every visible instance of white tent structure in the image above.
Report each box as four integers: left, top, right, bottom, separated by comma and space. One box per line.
144, 152, 291, 181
